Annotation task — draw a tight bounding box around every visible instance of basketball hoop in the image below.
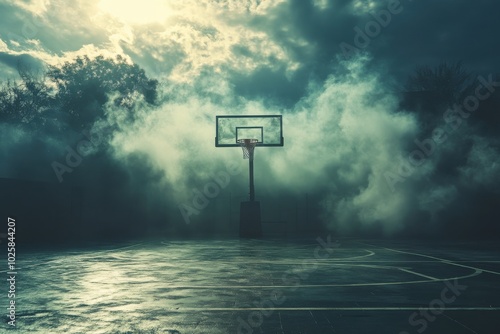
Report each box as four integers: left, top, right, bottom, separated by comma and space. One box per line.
215, 115, 284, 236
237, 139, 258, 160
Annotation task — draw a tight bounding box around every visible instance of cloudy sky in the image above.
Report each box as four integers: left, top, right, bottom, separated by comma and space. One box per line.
1, 0, 499, 240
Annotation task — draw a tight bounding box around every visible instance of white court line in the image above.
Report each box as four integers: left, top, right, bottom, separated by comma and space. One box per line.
330, 249, 375, 260
399, 268, 438, 281
442, 313, 479, 334
159, 242, 375, 261
135, 259, 500, 264
159, 269, 481, 289
362, 243, 500, 276
89, 242, 145, 253
168, 307, 500, 312
324, 260, 500, 263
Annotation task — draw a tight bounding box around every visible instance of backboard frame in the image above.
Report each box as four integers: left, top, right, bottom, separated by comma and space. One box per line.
215, 115, 284, 147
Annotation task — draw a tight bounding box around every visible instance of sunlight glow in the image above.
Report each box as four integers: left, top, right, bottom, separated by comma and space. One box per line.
98, 0, 171, 25
352, 0, 377, 14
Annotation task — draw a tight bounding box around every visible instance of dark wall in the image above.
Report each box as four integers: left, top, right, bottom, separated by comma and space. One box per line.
0, 178, 82, 245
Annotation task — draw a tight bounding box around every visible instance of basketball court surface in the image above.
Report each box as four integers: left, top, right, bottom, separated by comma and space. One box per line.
8, 238, 500, 333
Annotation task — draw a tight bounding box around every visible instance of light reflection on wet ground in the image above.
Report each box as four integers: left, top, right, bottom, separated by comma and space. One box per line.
5, 239, 500, 333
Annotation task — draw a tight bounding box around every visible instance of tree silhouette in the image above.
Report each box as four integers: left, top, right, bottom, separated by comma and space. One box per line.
0, 62, 52, 124
47, 55, 158, 128
0, 55, 158, 129
405, 61, 475, 107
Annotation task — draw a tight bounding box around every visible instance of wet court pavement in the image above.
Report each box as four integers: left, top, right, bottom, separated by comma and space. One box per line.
4, 238, 500, 333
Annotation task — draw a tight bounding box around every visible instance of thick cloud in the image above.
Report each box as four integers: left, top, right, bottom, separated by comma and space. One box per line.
97, 54, 499, 238
0, 52, 44, 72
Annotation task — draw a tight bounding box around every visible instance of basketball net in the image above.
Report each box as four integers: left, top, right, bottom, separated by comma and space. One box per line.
237, 139, 258, 160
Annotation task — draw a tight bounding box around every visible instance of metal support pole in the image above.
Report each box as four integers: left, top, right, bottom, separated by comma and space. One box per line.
249, 158, 255, 201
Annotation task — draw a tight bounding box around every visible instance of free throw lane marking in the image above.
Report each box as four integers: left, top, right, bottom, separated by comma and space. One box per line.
159, 269, 481, 289
360, 243, 500, 276
398, 268, 438, 281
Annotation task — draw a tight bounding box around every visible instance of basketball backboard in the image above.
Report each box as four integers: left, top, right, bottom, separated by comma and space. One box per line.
215, 115, 284, 147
